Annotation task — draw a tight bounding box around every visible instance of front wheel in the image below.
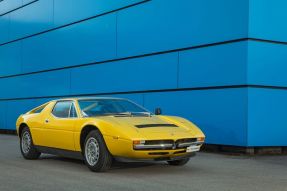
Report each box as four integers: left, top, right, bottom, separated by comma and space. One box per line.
84, 130, 112, 172
20, 127, 41, 160
167, 158, 190, 166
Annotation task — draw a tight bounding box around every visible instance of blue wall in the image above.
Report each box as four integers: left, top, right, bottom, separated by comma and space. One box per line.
0, 0, 286, 147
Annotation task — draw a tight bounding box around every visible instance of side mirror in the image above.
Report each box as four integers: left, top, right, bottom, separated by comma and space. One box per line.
155, 108, 162, 115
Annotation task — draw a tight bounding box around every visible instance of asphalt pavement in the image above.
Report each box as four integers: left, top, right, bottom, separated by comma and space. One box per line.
0, 134, 286, 191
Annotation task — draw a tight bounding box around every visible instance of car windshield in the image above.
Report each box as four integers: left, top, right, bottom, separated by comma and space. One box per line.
78, 99, 150, 117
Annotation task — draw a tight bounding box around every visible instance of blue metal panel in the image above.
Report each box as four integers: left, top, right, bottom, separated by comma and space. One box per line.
20, 70, 71, 98
93, 94, 144, 106
0, 0, 22, 14
0, 14, 10, 44
248, 88, 287, 146
143, 89, 248, 146
22, 0, 36, 5
0, 42, 22, 77
0, 77, 21, 99
249, 0, 287, 42
34, 98, 54, 106
179, 42, 247, 88
248, 41, 287, 87
117, 0, 248, 57
9, 0, 53, 40
22, 13, 117, 72
70, 53, 178, 95
0, 101, 6, 129
0, 70, 70, 99
54, 0, 145, 26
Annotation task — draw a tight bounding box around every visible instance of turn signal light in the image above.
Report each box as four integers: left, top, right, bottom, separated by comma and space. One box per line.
133, 140, 145, 145
197, 137, 205, 142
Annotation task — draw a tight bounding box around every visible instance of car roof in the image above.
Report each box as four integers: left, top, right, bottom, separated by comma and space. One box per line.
52, 97, 126, 102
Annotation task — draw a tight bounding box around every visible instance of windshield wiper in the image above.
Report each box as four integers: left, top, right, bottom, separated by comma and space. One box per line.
114, 112, 132, 116
130, 112, 151, 116
110, 112, 152, 117
86, 112, 152, 117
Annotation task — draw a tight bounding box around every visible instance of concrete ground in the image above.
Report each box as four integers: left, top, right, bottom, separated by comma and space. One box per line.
0, 134, 286, 191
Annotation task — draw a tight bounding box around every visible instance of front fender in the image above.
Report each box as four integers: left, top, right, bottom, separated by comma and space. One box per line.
158, 115, 205, 138
75, 118, 133, 152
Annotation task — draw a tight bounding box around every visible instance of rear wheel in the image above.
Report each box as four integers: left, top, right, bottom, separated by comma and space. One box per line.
20, 127, 41, 159
83, 130, 112, 172
167, 158, 190, 166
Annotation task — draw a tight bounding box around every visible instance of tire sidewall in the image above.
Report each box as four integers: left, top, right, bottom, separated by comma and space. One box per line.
20, 127, 40, 159
83, 130, 112, 172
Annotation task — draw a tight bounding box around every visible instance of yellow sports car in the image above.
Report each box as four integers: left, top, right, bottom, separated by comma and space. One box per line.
16, 97, 205, 172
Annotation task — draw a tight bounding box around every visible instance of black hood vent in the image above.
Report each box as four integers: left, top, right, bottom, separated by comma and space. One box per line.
135, 124, 178, 128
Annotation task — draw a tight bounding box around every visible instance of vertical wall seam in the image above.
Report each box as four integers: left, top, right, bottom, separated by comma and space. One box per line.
69, 69, 72, 95
177, 52, 180, 88
246, 0, 250, 147
52, 0, 55, 26
115, 11, 118, 57
246, 41, 249, 146
142, 93, 145, 107
4, 101, 7, 129
7, 12, 10, 42
247, 0, 250, 37
20, 40, 23, 73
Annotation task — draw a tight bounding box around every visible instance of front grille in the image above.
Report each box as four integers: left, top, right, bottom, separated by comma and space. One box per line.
148, 152, 169, 155
176, 138, 197, 144
176, 138, 198, 148
145, 140, 174, 145
134, 138, 202, 150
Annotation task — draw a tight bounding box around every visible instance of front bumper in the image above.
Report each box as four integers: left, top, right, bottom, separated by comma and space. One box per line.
115, 152, 196, 162
104, 135, 204, 160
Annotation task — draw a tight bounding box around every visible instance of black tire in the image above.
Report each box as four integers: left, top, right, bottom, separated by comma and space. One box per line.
20, 127, 41, 160
167, 158, 190, 166
83, 130, 112, 172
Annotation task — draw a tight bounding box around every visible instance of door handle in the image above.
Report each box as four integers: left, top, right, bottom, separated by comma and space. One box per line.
45, 119, 49, 123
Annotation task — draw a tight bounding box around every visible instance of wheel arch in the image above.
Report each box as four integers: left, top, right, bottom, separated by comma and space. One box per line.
18, 123, 29, 137
80, 125, 101, 153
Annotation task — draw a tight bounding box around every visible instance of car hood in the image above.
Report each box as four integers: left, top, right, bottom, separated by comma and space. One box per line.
98, 115, 201, 140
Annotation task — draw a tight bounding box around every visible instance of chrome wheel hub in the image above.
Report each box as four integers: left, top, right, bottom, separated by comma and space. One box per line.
85, 137, 100, 166
21, 131, 31, 154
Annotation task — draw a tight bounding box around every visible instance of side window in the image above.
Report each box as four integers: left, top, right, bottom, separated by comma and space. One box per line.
70, 103, 78, 118
33, 105, 47, 114
34, 107, 44, 114
52, 101, 72, 118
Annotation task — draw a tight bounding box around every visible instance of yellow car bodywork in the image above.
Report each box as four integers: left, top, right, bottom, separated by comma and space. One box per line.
16, 98, 205, 160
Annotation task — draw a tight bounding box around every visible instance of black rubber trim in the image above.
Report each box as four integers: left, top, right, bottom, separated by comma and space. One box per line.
148, 152, 169, 155
35, 146, 83, 160
135, 124, 178, 128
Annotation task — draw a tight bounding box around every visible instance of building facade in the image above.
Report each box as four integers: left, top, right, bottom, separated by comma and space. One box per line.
0, 0, 286, 147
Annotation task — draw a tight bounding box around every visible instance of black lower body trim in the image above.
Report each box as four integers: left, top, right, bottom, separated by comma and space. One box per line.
35, 146, 83, 160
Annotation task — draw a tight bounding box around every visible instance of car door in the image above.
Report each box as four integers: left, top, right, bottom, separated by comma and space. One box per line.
42, 101, 78, 151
